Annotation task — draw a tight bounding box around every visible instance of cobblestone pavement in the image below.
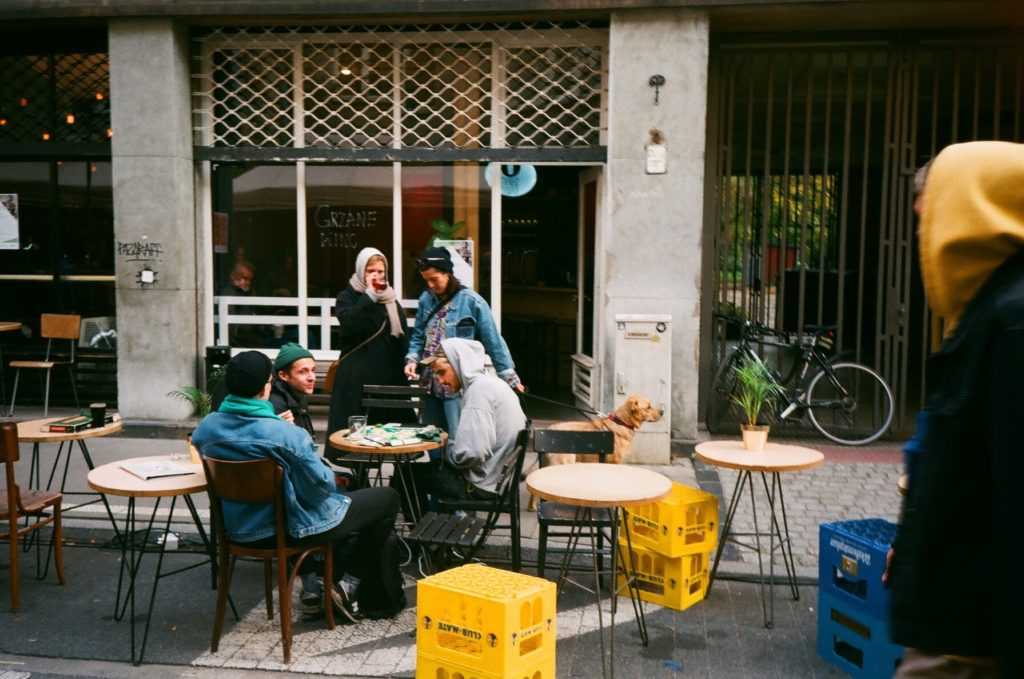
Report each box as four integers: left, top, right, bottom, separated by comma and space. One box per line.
1, 408, 902, 678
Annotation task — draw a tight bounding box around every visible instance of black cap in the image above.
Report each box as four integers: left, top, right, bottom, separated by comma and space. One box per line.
225, 351, 273, 397
416, 246, 454, 273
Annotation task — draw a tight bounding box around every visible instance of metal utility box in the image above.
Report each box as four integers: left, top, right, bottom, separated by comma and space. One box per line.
613, 314, 671, 464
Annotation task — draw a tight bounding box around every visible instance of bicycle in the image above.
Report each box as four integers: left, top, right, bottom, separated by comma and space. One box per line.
705, 316, 894, 445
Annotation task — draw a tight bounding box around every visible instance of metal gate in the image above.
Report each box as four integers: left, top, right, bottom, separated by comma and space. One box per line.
702, 36, 1024, 435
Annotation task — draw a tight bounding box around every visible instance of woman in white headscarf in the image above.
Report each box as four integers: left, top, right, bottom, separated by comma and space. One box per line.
328, 247, 411, 434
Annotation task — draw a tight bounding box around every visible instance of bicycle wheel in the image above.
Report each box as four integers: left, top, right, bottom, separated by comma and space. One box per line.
806, 362, 894, 445
705, 351, 747, 434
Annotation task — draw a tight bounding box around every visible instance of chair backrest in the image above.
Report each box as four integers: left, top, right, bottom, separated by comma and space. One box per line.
533, 428, 615, 460
1, 422, 21, 513
40, 314, 81, 362
40, 314, 81, 341
360, 384, 425, 414
493, 424, 533, 504
201, 456, 287, 546
360, 384, 424, 427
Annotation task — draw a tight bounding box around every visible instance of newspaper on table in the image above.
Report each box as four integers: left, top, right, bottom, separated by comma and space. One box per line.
352, 424, 442, 447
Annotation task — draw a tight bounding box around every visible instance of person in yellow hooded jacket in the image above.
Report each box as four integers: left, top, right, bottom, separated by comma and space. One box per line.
889, 141, 1024, 678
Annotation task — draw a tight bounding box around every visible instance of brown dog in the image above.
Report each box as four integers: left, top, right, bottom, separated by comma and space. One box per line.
526, 395, 663, 510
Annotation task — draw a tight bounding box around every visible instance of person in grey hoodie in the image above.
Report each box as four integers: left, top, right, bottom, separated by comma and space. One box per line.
395, 337, 527, 519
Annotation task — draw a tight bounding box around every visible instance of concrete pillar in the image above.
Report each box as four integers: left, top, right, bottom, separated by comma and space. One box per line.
109, 19, 197, 421
605, 9, 710, 459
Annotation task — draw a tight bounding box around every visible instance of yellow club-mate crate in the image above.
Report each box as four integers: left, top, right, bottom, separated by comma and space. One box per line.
621, 482, 718, 558
616, 546, 709, 611
416, 651, 555, 679
416, 563, 556, 677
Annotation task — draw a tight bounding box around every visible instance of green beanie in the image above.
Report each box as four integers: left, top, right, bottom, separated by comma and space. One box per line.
274, 342, 314, 372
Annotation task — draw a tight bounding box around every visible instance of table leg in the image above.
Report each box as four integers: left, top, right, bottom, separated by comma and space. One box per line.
707, 469, 749, 595
762, 472, 800, 600
745, 470, 772, 628
549, 506, 650, 679
615, 508, 649, 646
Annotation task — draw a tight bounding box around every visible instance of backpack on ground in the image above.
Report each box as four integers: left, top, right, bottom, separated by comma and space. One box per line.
357, 531, 408, 619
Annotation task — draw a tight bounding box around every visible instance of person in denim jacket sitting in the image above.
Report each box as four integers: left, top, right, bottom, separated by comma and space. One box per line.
403, 246, 525, 445
192, 351, 399, 621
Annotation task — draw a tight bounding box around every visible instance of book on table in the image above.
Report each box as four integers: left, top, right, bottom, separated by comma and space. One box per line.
119, 460, 193, 480
42, 412, 119, 433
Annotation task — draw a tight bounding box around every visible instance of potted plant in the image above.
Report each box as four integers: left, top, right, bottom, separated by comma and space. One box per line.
167, 367, 224, 463
729, 354, 783, 452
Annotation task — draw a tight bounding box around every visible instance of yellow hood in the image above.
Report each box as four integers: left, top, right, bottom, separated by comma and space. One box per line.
919, 141, 1024, 329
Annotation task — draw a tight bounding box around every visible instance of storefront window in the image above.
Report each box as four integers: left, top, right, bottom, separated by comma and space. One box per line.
212, 164, 297, 297
305, 165, 393, 299
401, 163, 491, 301
0, 160, 114, 320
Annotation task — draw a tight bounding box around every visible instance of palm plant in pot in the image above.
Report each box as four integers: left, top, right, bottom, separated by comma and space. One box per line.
167, 367, 225, 463
729, 354, 784, 452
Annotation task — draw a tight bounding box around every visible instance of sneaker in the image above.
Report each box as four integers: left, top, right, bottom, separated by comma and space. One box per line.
299, 585, 323, 614
330, 583, 361, 623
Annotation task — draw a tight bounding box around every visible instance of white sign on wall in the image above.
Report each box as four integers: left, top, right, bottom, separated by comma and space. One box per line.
0, 193, 18, 250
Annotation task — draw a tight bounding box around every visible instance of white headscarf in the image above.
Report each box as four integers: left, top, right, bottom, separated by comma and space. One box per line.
349, 247, 404, 337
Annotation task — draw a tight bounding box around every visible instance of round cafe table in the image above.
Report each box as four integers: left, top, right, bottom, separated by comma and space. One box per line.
526, 463, 672, 679
694, 440, 824, 628
17, 416, 125, 543
327, 428, 447, 524
87, 455, 214, 665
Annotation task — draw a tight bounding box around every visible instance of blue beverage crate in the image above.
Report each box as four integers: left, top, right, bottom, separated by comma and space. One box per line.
817, 590, 903, 679
819, 518, 898, 619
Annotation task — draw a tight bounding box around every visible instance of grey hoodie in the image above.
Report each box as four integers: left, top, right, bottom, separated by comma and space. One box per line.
441, 338, 527, 495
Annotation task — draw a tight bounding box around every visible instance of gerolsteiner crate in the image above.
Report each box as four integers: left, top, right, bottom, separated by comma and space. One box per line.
819, 518, 898, 619
817, 590, 903, 679
620, 482, 718, 558
416, 563, 555, 677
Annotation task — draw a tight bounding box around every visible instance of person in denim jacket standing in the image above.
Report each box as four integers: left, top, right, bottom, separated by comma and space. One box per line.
403, 246, 525, 444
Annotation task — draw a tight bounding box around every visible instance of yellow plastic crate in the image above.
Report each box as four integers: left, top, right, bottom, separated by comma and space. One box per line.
616, 547, 709, 611
621, 482, 718, 558
417, 563, 556, 676
416, 651, 555, 679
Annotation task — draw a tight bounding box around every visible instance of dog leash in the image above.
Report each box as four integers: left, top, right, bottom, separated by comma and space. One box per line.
521, 392, 607, 419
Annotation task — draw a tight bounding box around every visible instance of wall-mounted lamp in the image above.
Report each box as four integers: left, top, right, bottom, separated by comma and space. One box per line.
648, 74, 666, 105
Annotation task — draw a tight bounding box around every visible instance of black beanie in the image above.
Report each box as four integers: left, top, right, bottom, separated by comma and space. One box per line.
225, 351, 273, 397
417, 246, 454, 273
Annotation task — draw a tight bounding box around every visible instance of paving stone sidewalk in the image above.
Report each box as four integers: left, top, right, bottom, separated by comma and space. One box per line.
1, 411, 904, 678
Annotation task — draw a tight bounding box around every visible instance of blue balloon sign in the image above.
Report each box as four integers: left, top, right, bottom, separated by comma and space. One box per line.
485, 163, 537, 197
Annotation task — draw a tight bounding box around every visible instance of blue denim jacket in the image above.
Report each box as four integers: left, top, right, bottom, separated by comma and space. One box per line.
192, 411, 351, 542
406, 287, 518, 383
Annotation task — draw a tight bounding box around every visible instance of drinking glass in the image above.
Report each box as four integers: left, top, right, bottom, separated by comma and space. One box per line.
348, 415, 367, 439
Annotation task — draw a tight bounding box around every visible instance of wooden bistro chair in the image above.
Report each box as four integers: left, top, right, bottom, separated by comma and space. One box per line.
8, 313, 82, 417
407, 425, 532, 575
202, 456, 336, 664
0, 421, 66, 612
533, 429, 616, 578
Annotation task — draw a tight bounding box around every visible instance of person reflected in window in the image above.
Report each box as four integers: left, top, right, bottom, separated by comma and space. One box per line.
403, 246, 524, 447
220, 261, 263, 346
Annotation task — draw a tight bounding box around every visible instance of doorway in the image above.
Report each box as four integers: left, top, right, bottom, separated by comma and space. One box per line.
500, 166, 597, 405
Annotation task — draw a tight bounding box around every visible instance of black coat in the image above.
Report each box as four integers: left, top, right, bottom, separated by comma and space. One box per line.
890, 253, 1024, 676
327, 286, 411, 434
